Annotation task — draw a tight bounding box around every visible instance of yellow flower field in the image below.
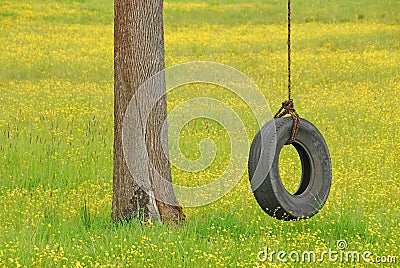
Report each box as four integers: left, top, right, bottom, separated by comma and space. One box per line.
0, 0, 399, 267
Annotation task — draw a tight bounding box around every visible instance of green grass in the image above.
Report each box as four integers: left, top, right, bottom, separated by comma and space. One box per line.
0, 0, 399, 267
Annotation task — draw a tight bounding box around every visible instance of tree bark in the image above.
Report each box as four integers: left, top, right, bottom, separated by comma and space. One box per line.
112, 0, 184, 223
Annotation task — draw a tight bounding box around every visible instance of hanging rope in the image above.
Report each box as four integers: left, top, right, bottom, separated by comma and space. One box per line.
274, 0, 300, 145
274, 99, 300, 144
287, 0, 291, 100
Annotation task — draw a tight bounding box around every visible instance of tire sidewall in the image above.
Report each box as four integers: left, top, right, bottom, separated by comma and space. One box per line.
249, 118, 332, 219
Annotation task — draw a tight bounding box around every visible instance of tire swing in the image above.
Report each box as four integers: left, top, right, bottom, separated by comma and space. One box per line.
248, 0, 332, 220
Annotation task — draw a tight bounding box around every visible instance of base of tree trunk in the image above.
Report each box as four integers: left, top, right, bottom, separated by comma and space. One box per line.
156, 201, 186, 224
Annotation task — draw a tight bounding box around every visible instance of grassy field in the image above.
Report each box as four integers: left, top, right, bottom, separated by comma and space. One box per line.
1, 0, 399, 267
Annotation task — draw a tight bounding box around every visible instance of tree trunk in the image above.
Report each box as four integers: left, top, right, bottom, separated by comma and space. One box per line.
112, 0, 184, 224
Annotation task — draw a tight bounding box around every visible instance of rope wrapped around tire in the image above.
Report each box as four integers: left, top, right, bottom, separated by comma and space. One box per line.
248, 117, 332, 220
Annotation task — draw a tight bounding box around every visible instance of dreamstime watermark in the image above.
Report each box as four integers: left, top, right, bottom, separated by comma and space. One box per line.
122, 61, 276, 207
257, 240, 397, 264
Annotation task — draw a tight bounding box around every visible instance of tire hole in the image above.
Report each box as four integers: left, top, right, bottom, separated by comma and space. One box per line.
278, 144, 303, 195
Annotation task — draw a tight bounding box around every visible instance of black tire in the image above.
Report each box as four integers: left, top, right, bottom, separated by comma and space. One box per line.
248, 117, 332, 220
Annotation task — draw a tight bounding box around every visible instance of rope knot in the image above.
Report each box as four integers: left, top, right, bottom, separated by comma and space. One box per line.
274, 99, 300, 145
